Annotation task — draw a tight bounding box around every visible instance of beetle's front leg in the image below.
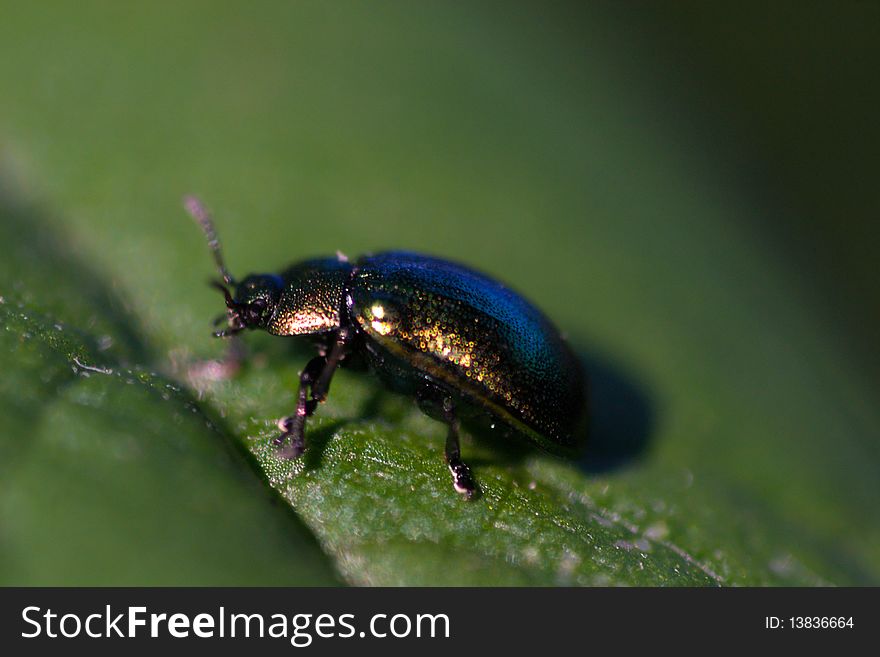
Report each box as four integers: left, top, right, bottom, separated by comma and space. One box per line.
311, 326, 352, 402
275, 329, 352, 459
275, 355, 325, 459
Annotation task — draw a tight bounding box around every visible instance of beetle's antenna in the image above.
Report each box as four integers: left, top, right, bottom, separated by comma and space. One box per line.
210, 279, 235, 307
183, 195, 235, 286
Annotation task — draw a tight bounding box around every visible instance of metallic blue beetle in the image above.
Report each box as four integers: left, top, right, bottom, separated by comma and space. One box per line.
186, 197, 587, 498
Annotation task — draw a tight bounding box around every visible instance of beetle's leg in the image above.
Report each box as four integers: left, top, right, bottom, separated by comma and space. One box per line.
311, 327, 352, 403
442, 397, 477, 499
275, 329, 352, 459
275, 355, 326, 458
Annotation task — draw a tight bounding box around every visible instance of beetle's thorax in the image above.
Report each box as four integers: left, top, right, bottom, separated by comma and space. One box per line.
265, 257, 354, 337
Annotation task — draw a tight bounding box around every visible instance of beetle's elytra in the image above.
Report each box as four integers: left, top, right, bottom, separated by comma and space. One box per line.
185, 197, 587, 498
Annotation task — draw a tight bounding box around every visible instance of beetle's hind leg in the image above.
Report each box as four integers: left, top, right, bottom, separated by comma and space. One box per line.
441, 397, 478, 500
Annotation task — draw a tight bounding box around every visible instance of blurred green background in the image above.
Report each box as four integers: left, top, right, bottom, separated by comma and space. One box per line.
1, 1, 878, 585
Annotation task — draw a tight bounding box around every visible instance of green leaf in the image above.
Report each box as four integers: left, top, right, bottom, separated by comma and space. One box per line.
207, 360, 719, 586
1, 2, 877, 586
0, 194, 339, 585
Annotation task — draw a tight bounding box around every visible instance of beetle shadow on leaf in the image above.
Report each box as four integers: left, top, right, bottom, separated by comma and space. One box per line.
457, 350, 656, 474
576, 350, 656, 474
299, 419, 346, 472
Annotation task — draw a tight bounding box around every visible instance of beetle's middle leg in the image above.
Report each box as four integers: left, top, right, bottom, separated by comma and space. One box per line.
275, 328, 352, 459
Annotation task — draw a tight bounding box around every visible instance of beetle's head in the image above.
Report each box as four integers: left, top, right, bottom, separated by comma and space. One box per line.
184, 195, 281, 337
212, 274, 282, 336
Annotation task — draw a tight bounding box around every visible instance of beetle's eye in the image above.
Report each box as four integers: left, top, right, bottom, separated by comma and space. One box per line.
243, 297, 269, 326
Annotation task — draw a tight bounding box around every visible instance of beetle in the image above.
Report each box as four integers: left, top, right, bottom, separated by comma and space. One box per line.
184, 196, 587, 498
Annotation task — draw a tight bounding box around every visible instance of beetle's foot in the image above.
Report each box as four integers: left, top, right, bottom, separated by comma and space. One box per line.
276, 438, 304, 459
274, 416, 305, 459
447, 459, 478, 500
275, 433, 305, 459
